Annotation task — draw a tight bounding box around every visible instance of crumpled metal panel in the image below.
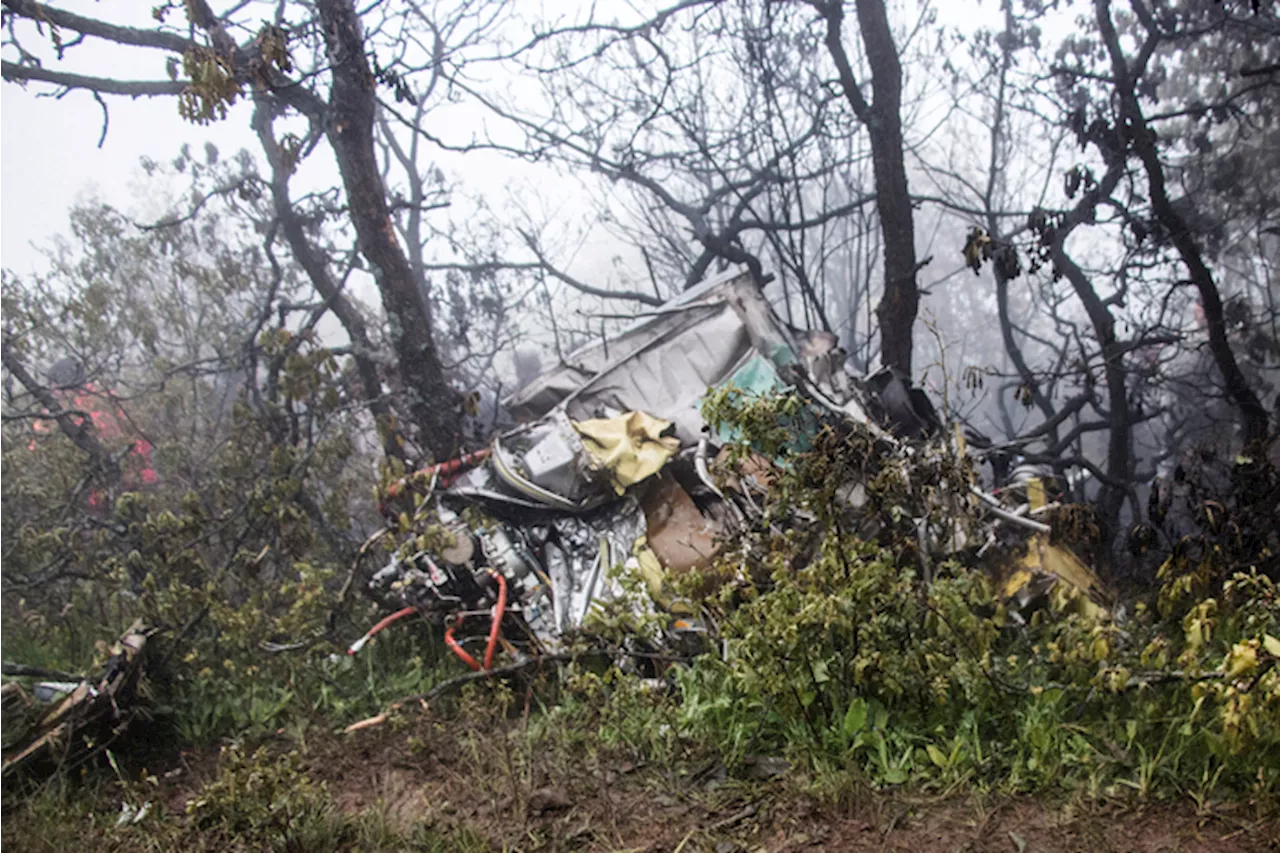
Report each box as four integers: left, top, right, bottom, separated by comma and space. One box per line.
505, 273, 736, 417
545, 497, 649, 637
505, 269, 760, 435
506, 270, 827, 446
478, 269, 883, 510
496, 411, 599, 505
561, 303, 754, 445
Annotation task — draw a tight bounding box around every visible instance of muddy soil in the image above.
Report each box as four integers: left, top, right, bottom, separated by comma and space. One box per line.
189, 713, 1277, 852
8, 707, 1275, 852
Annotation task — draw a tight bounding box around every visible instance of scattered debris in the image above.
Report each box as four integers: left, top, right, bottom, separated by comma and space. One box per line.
354, 268, 1109, 676
742, 755, 790, 781
2, 620, 158, 778
114, 800, 153, 828
343, 712, 390, 734
526, 787, 573, 815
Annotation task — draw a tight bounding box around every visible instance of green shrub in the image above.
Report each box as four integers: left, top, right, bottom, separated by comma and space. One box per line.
184, 744, 340, 852
671, 391, 1280, 805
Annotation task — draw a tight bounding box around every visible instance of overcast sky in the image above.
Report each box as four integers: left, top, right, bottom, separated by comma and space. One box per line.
2, 2, 686, 292
0, 0, 1014, 313
0, 0, 264, 274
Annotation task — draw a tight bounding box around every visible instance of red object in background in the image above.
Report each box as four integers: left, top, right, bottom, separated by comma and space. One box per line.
29, 382, 158, 505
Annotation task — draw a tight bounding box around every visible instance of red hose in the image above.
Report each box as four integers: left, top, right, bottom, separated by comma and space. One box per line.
483, 571, 507, 670
383, 449, 492, 503
444, 616, 481, 671
432, 448, 492, 486
443, 572, 507, 672
347, 606, 417, 655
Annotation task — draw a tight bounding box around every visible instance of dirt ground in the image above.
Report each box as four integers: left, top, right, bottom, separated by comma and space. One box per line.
130, 710, 1276, 853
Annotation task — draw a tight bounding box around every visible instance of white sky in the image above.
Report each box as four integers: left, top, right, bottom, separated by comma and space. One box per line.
2, 90, 257, 274
0, 0, 268, 275
0, 0, 999, 275
0, 0, 668, 289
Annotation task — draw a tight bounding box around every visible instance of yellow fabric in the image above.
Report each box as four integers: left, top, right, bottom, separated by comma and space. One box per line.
573, 411, 681, 494
632, 538, 667, 600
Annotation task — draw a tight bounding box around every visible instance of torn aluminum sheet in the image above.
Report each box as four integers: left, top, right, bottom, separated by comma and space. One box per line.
369, 268, 1109, 668
540, 497, 649, 638
505, 268, 754, 432
992, 474, 1109, 622
3, 621, 155, 778
555, 299, 753, 446
368, 494, 660, 652
505, 269, 870, 446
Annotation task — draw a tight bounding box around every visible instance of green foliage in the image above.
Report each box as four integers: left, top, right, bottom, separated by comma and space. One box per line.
2, 742, 488, 853
672, 391, 1280, 805
178, 25, 292, 126
674, 550, 1278, 803
3, 183, 1276, 840
184, 745, 337, 851
0, 195, 417, 752
701, 380, 811, 460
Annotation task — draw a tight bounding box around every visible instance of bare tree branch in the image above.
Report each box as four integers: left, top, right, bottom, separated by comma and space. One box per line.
1, 60, 187, 96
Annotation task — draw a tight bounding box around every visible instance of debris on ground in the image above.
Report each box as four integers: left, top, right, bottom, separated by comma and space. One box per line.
353, 268, 1110, 677
2, 620, 158, 778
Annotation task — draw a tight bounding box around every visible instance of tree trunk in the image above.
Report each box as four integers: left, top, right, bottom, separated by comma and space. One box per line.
1095, 0, 1268, 446
315, 0, 461, 459
251, 98, 407, 463
1052, 245, 1131, 545
819, 0, 919, 376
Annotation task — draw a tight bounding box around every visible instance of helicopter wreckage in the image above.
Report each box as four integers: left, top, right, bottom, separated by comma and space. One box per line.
355, 268, 1109, 673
